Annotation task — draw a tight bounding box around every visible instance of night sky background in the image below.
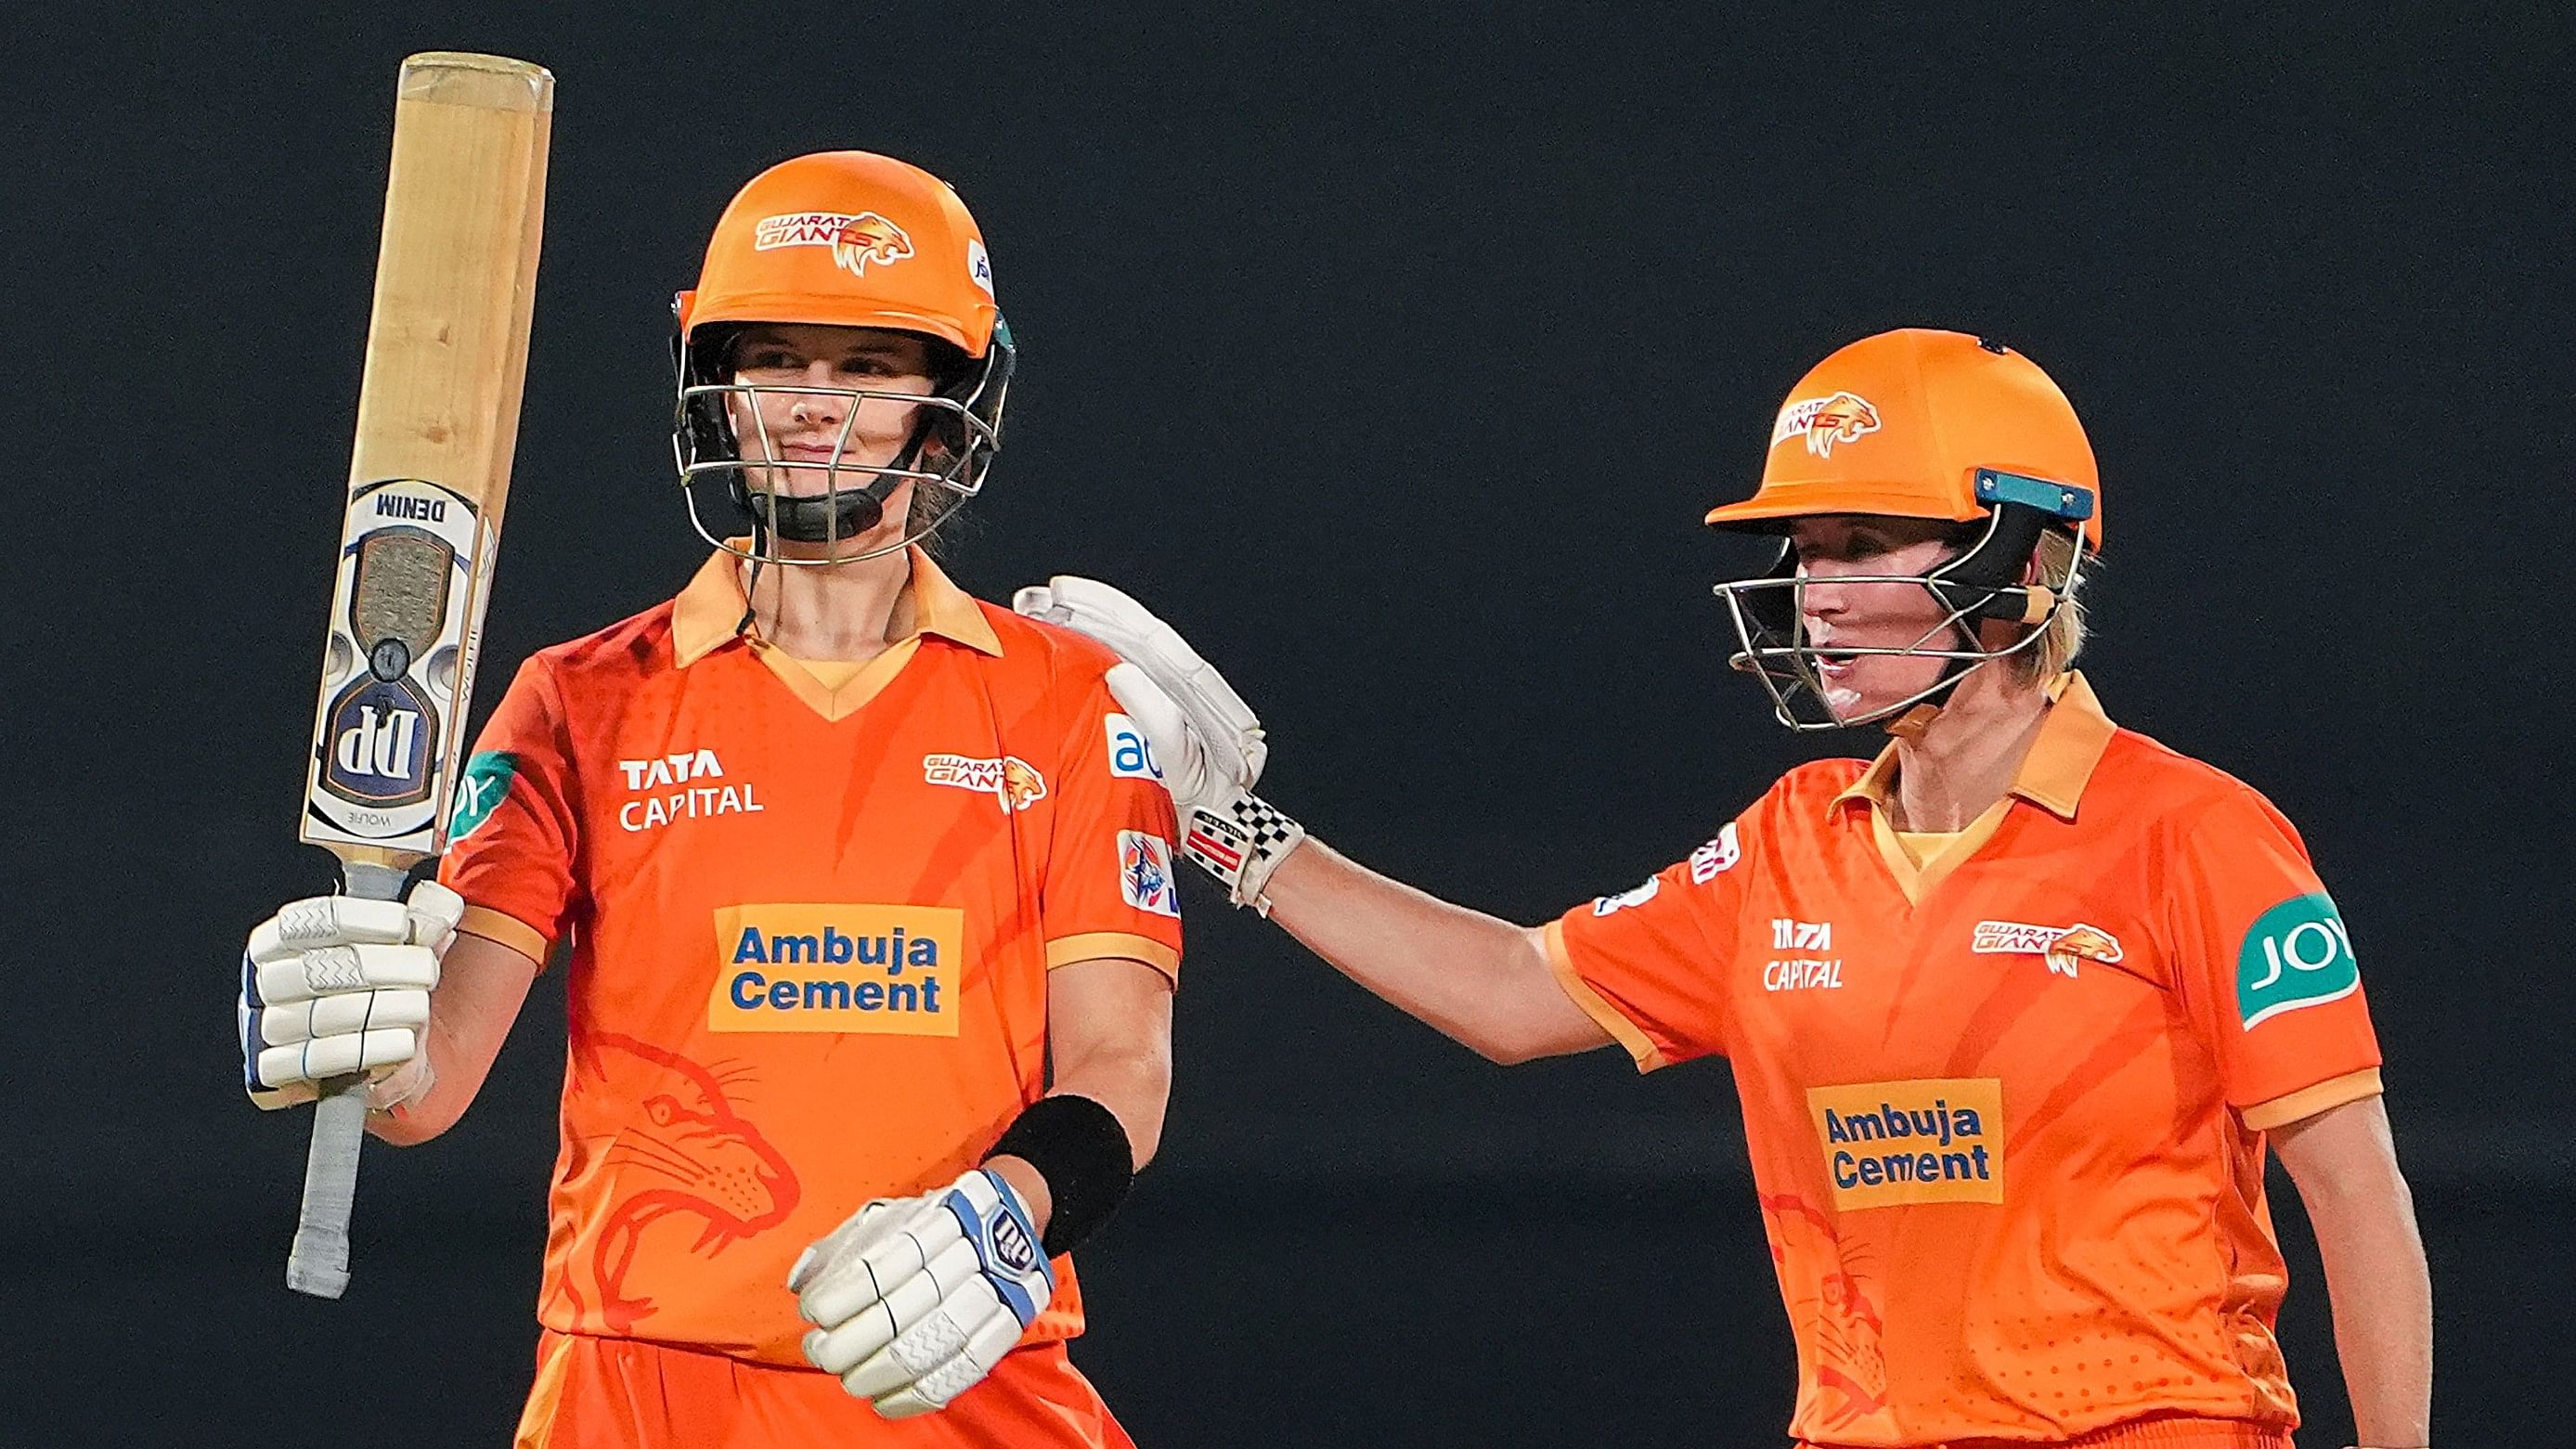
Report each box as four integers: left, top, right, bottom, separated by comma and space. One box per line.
8, 4, 2570, 1443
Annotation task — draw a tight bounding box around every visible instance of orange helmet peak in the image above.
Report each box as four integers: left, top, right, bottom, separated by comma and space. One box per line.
1707, 329, 2102, 550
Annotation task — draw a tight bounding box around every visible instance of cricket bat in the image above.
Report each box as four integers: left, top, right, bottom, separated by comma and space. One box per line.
287, 51, 550, 1300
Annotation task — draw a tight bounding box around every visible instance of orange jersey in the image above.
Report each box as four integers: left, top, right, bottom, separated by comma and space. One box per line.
440, 546, 1183, 1367
1547, 675, 2379, 1448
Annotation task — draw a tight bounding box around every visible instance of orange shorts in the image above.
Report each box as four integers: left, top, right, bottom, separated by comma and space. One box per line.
1801, 1416, 2291, 1449
514, 1330, 1136, 1449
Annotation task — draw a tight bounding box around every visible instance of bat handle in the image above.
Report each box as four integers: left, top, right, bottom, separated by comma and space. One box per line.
286, 859, 413, 1299
288, 1084, 369, 1297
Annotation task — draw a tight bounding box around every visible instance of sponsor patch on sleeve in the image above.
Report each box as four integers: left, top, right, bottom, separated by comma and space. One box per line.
1119, 831, 1182, 917
1592, 877, 1661, 915
1104, 713, 1164, 782
446, 751, 519, 843
1689, 823, 1741, 883
2236, 892, 2358, 1029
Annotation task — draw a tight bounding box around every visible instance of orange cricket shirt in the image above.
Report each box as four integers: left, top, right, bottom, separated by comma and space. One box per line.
438, 546, 1184, 1366
1547, 674, 2381, 1448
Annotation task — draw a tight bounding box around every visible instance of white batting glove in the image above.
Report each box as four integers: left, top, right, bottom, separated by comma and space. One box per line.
1014, 576, 1307, 912
789, 1169, 1055, 1419
237, 879, 463, 1112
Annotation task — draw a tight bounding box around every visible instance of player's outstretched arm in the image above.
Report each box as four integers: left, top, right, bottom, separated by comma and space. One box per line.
1264, 840, 1612, 1064
1015, 577, 1611, 1065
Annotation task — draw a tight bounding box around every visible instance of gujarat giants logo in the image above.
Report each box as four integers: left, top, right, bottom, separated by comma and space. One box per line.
1971, 919, 2125, 979
1000, 757, 1045, 810
831, 212, 914, 276
923, 753, 1049, 813
1771, 391, 1882, 459
2044, 925, 2124, 978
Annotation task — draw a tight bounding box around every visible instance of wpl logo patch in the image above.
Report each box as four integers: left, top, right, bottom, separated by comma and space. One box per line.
1119, 831, 1180, 917
2237, 893, 2358, 1029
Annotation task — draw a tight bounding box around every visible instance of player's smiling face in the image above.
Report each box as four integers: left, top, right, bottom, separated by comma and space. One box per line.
1786, 514, 1969, 720
725, 322, 938, 511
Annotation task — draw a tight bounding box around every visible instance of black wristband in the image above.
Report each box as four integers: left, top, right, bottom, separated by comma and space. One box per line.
989, 1093, 1134, 1258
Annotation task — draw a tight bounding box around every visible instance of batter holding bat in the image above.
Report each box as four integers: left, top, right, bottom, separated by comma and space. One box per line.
240, 149, 1183, 1446
1023, 330, 2433, 1449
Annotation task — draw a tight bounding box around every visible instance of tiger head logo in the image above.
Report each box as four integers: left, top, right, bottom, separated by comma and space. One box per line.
830, 212, 914, 277
2044, 924, 2124, 978
999, 756, 1048, 813
1799, 392, 1880, 458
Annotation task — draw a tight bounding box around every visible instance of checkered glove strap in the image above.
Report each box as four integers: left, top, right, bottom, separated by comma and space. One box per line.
1181, 794, 1308, 915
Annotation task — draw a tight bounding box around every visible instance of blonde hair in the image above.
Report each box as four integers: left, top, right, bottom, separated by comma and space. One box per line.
2015, 527, 2092, 681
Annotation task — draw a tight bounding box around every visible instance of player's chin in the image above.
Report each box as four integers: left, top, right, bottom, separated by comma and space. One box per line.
1819, 658, 1939, 722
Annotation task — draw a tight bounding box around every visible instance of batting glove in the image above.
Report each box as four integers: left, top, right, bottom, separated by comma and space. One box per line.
1014, 576, 1307, 912
789, 1169, 1055, 1419
238, 879, 462, 1112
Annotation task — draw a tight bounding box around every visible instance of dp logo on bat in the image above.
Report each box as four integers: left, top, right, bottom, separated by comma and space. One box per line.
319, 676, 438, 807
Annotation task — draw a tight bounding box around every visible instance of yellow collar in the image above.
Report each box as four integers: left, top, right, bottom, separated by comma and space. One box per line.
669, 543, 1003, 667
1829, 670, 2116, 823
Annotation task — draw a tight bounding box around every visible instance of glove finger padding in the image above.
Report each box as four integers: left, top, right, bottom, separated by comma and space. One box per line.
791, 1169, 1054, 1417
800, 1245, 951, 1374
250, 1028, 418, 1091
1016, 577, 1267, 793
792, 1195, 953, 1329
237, 881, 463, 1110
867, 1306, 1029, 1418
834, 1236, 992, 1396
250, 989, 434, 1047
250, 943, 442, 1007
245, 881, 465, 963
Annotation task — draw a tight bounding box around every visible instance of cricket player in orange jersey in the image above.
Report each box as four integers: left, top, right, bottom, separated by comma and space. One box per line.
238, 152, 1185, 1447
1020, 330, 2433, 1449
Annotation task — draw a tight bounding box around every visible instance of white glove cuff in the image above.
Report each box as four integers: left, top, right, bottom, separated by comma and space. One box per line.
1181, 794, 1306, 915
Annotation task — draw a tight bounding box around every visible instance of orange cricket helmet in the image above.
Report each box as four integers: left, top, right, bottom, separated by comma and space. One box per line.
1706, 330, 2101, 731
671, 151, 1014, 562
1704, 327, 2101, 549
677, 149, 1001, 356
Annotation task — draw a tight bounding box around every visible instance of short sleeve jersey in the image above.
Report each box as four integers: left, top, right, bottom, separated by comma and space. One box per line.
438, 547, 1184, 1365
1547, 675, 2381, 1447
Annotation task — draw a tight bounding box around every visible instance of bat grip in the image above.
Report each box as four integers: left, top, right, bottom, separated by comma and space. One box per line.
285, 860, 412, 1299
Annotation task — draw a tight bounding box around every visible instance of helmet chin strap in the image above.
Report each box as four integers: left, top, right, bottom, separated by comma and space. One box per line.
1877, 509, 2061, 737
739, 477, 900, 543
738, 417, 933, 544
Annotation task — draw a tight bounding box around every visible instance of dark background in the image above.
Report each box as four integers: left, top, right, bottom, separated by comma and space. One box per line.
7, 3, 2570, 1443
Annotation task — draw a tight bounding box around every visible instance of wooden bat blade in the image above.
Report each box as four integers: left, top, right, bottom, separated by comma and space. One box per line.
300, 51, 550, 870
286, 50, 550, 1300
